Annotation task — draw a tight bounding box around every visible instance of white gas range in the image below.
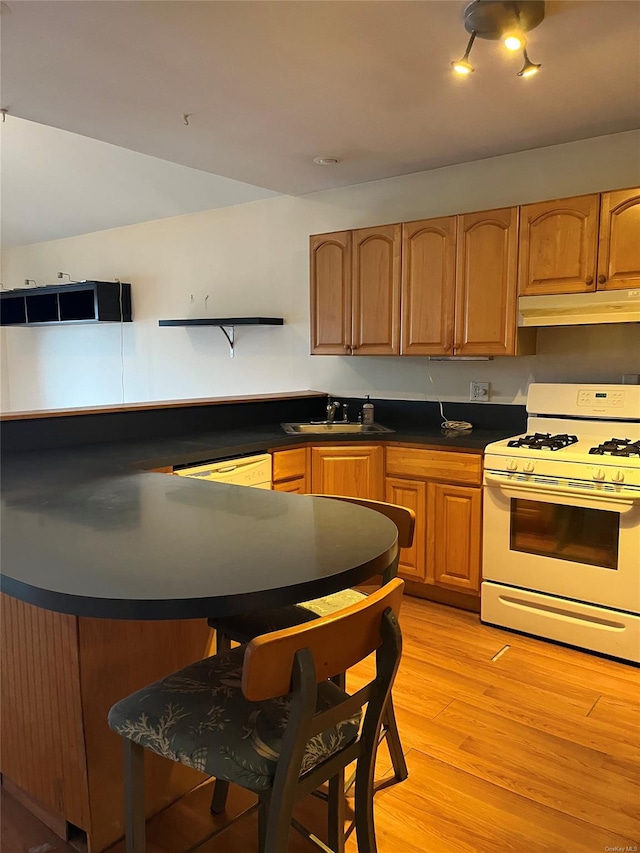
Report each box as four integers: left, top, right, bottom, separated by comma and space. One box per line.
481, 383, 640, 664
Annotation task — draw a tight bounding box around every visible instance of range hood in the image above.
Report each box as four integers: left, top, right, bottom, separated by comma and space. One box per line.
518, 289, 640, 327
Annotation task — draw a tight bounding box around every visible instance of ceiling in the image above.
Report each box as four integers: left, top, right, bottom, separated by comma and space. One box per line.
1, 0, 639, 246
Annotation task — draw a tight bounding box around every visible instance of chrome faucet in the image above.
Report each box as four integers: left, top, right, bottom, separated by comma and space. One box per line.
326, 397, 341, 422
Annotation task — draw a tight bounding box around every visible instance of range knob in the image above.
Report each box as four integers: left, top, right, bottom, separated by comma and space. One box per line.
593, 468, 606, 481
611, 470, 625, 483
506, 460, 518, 472
523, 462, 535, 474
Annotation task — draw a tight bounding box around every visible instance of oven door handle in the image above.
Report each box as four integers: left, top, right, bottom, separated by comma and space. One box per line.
484, 473, 638, 513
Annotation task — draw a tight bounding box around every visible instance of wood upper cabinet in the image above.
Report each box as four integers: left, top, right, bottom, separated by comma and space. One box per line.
311, 444, 384, 500
401, 217, 456, 355
310, 231, 352, 354
455, 207, 520, 356
352, 224, 401, 355
518, 194, 599, 296
598, 188, 640, 290
427, 482, 481, 594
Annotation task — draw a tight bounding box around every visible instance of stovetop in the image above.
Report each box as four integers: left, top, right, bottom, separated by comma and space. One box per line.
484, 383, 640, 491
507, 432, 578, 451
589, 438, 640, 458
500, 432, 640, 463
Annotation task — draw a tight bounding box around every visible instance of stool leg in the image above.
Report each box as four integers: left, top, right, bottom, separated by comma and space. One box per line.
328, 770, 346, 853
383, 698, 408, 783
216, 628, 231, 654
123, 739, 146, 853
210, 778, 230, 814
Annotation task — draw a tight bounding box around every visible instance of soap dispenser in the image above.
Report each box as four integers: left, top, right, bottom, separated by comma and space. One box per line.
362, 395, 374, 425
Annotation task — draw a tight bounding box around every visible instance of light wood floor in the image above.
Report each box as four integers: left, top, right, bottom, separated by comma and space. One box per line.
2, 596, 639, 852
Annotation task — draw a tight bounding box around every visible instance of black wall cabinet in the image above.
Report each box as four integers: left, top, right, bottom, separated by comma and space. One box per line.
0, 281, 132, 326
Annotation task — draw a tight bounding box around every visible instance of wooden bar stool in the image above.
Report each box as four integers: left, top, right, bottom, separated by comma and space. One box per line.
208, 495, 415, 813
109, 579, 405, 853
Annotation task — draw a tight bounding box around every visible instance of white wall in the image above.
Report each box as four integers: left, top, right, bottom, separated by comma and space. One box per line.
3, 130, 640, 412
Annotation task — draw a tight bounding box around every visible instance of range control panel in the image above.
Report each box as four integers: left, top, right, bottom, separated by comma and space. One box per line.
526, 383, 640, 420
577, 388, 625, 409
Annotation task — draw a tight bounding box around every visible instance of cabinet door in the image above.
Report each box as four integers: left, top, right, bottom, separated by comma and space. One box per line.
311, 445, 383, 500
427, 483, 481, 594
401, 217, 456, 355
518, 195, 599, 295
385, 477, 427, 582
455, 207, 519, 356
598, 188, 640, 291
352, 224, 401, 355
310, 231, 352, 354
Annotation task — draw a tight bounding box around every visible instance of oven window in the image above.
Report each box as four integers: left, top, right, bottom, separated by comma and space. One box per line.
509, 499, 619, 570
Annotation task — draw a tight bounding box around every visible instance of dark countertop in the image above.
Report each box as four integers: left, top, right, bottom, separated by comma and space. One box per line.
0, 409, 516, 621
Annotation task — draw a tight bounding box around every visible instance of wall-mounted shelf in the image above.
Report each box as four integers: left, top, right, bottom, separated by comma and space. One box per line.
0, 281, 132, 326
158, 317, 284, 357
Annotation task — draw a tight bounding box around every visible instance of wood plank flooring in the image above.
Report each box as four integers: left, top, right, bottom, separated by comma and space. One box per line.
2, 596, 639, 852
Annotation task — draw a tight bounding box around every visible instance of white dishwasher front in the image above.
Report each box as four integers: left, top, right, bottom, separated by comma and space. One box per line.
174, 453, 272, 489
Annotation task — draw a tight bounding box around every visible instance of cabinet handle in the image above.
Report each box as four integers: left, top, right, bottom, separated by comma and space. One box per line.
598, 274, 607, 285
585, 276, 593, 285
444, 343, 452, 352
352, 343, 360, 350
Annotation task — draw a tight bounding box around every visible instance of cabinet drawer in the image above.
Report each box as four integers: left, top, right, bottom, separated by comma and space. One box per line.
273, 478, 306, 494
272, 448, 308, 483
386, 446, 482, 485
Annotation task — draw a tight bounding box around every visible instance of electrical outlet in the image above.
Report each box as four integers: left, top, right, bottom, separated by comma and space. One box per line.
470, 381, 490, 401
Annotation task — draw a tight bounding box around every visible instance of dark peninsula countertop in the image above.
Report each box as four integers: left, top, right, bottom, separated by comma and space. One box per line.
1, 392, 525, 620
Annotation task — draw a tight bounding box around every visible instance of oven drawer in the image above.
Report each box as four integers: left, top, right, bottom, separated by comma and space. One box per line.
386, 446, 482, 485
482, 581, 640, 664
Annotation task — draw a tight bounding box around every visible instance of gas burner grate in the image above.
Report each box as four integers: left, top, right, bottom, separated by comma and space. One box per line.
507, 432, 579, 451
589, 438, 640, 457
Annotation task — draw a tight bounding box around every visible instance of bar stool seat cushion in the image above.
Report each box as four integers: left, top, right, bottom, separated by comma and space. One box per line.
209, 590, 367, 644
108, 646, 361, 793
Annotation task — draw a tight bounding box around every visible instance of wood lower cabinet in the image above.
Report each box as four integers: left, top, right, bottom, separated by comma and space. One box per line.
311, 444, 384, 500
427, 482, 481, 594
271, 447, 309, 493
385, 477, 427, 582
386, 445, 483, 603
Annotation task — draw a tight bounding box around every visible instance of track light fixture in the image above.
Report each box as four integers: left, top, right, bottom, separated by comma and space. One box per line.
451, 31, 477, 75
518, 47, 541, 77
451, 0, 544, 78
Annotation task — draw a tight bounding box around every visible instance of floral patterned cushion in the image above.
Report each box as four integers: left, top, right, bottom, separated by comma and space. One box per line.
108, 646, 361, 792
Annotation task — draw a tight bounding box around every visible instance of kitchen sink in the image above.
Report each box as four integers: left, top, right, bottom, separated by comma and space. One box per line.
281, 421, 395, 435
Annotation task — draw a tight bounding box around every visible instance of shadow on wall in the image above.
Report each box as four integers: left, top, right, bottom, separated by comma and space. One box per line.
306, 323, 640, 406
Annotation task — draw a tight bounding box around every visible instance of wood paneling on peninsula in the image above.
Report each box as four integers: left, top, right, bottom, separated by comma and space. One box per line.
0, 595, 214, 851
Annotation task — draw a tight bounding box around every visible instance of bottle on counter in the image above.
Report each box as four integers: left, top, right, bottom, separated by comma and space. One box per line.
362, 395, 375, 425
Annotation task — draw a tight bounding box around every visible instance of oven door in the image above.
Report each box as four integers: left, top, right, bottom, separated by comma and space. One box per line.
483, 474, 640, 614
